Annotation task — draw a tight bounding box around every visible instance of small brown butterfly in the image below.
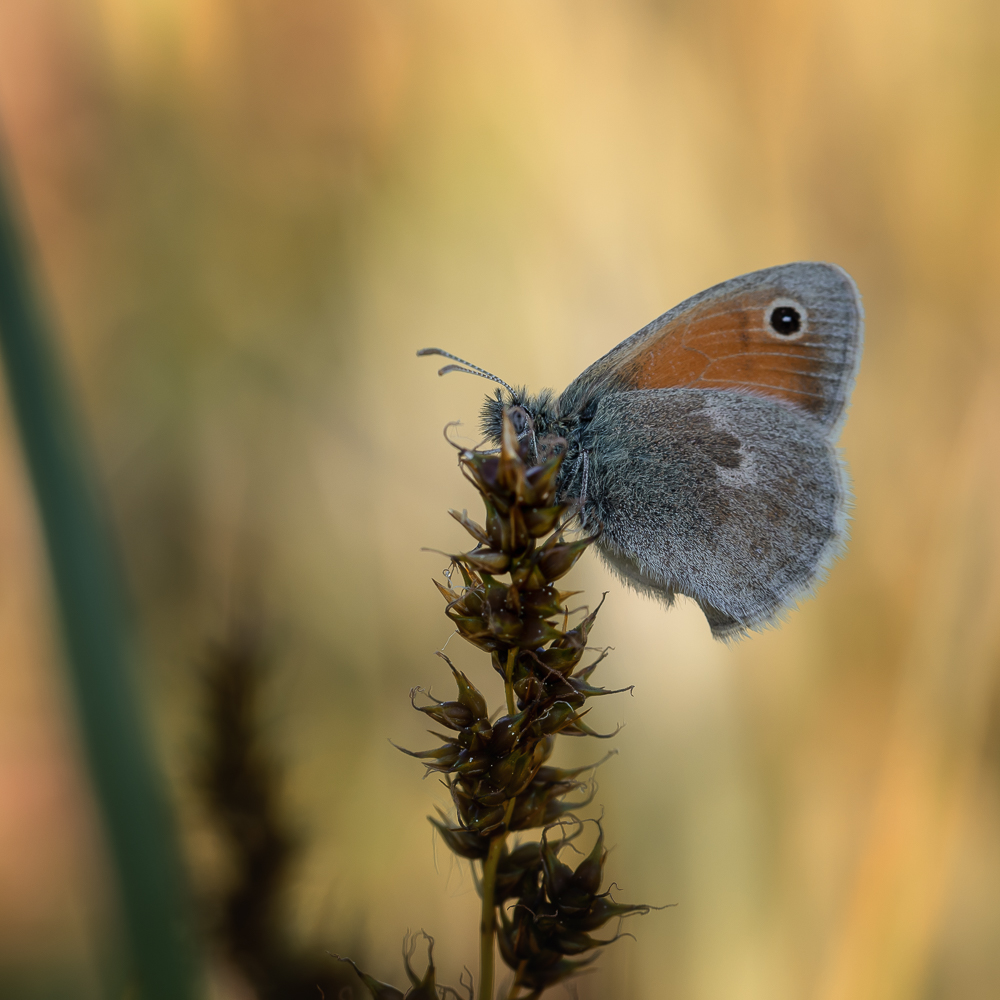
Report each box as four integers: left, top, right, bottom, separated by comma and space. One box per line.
421, 262, 863, 639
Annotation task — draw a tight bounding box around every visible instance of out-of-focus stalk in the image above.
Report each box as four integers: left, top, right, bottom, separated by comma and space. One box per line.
0, 140, 202, 998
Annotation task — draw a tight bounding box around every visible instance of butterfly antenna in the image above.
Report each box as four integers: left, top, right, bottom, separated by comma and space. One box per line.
417, 348, 517, 398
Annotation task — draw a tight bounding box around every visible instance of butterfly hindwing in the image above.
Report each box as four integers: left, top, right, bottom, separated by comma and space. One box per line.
578, 387, 847, 638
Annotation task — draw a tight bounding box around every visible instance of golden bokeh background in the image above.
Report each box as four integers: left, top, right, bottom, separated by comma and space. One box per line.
1, 1, 1000, 997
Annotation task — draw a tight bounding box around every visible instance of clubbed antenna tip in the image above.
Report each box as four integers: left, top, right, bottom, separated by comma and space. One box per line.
417, 347, 517, 397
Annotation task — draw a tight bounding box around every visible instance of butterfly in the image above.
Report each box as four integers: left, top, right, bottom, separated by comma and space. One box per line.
420, 262, 863, 639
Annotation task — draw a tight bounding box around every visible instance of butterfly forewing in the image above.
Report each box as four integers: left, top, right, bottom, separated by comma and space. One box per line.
560, 262, 863, 431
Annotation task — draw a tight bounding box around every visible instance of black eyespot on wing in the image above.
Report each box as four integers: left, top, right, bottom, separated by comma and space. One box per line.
769, 305, 802, 336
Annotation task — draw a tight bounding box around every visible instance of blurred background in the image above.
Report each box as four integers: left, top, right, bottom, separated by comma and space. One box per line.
1, 0, 1000, 997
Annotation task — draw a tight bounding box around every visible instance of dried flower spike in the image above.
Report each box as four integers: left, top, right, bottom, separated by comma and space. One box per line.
342, 410, 651, 999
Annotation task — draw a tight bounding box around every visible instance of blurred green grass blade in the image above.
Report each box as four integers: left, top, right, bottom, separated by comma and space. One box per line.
0, 148, 203, 997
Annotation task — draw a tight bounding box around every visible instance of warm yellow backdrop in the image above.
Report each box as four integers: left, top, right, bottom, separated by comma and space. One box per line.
0, 1, 999, 998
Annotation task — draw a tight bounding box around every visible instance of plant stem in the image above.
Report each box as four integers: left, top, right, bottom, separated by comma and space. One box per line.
0, 135, 201, 997
479, 832, 506, 1000
503, 647, 517, 717
505, 960, 527, 999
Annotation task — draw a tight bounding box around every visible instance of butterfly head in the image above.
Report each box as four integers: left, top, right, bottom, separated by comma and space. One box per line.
417, 347, 561, 452
479, 385, 559, 448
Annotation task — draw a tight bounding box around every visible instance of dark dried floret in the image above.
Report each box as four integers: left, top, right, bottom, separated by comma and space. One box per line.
338, 933, 472, 1000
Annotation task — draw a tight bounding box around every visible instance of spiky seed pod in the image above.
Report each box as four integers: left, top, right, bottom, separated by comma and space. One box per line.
404, 413, 628, 841
338, 935, 472, 1000
496, 826, 651, 993
345, 409, 652, 999
413, 411, 648, 994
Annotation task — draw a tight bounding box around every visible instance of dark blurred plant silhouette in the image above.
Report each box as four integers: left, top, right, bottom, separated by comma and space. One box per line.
340, 411, 652, 999
197, 622, 358, 1000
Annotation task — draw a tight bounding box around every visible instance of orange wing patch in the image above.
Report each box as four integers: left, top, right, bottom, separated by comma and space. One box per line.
625, 292, 829, 416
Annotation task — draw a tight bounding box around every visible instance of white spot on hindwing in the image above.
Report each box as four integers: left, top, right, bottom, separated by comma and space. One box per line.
706, 404, 758, 488
716, 451, 758, 488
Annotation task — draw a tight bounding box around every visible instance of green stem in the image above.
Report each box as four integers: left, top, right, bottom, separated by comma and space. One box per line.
479, 832, 506, 1000
0, 137, 201, 996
